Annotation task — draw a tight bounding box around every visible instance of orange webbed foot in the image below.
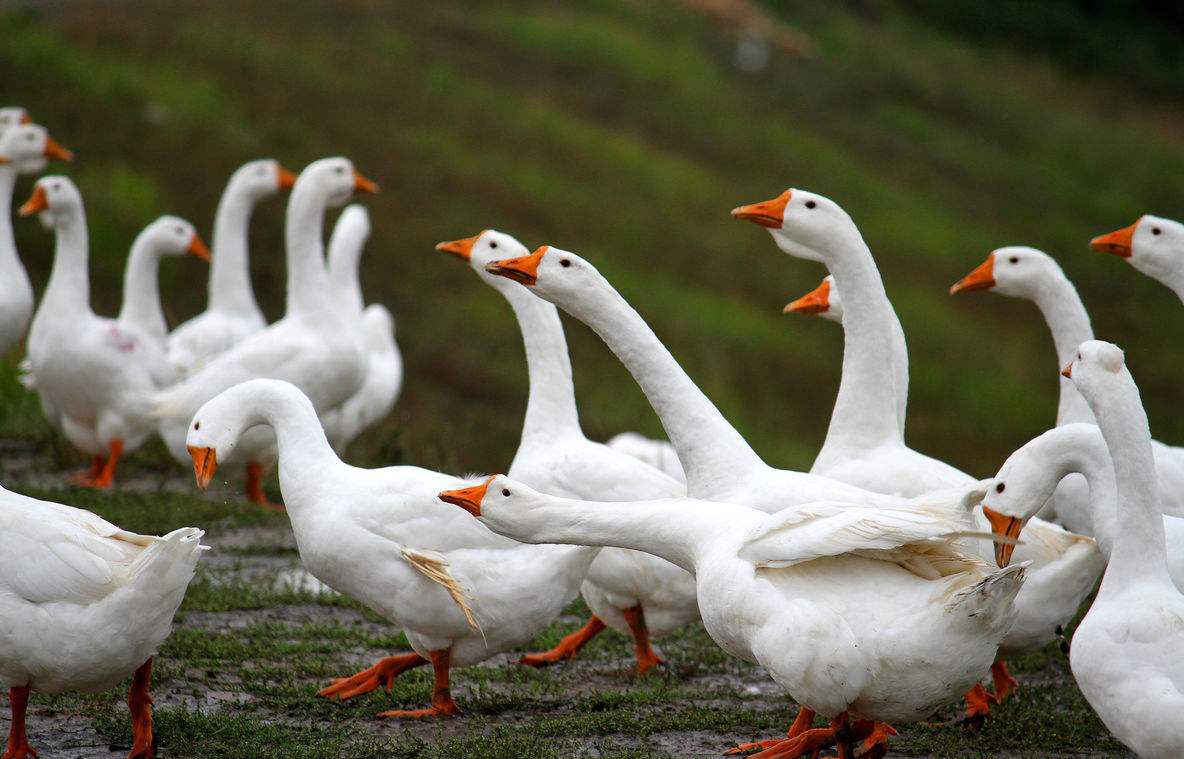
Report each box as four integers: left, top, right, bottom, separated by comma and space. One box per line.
990, 660, 1019, 704
376, 702, 459, 719
319, 653, 427, 701
622, 604, 665, 675
961, 682, 993, 728
744, 726, 837, 759
518, 616, 607, 668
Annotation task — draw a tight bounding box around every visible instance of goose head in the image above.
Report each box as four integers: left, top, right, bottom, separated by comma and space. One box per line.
731, 188, 858, 264
784, 275, 842, 323
0, 107, 30, 134
1061, 339, 1128, 407
484, 244, 606, 312
228, 158, 297, 201
436, 229, 531, 286
980, 463, 1044, 568
294, 156, 378, 209
439, 474, 547, 540
1091, 215, 1184, 286
949, 246, 1064, 300
137, 215, 210, 262
19, 175, 83, 230
0, 123, 73, 174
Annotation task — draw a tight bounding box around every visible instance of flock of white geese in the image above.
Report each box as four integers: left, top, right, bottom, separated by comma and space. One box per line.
0, 107, 1182, 759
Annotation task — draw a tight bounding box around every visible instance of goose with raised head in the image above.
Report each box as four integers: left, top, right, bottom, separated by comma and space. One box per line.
0, 107, 30, 133
184, 379, 596, 718
437, 229, 697, 673
442, 473, 1024, 759
989, 342, 1184, 758
154, 158, 375, 508
321, 205, 401, 453
167, 159, 295, 376
0, 122, 72, 355
735, 190, 1101, 721
0, 484, 205, 759
949, 245, 1184, 518
1092, 215, 1184, 304
22, 178, 207, 487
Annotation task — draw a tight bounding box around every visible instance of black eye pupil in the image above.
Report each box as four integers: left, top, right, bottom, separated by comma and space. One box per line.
995, 482, 1005, 493
501, 489, 510, 497
194, 421, 200, 430
1009, 257, 1018, 263
490, 241, 497, 248
805, 200, 816, 209
560, 259, 571, 267
1153, 228, 1161, 235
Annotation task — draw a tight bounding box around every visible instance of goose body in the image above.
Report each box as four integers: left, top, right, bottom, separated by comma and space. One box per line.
167, 159, 293, 376
185, 379, 594, 716
605, 431, 686, 483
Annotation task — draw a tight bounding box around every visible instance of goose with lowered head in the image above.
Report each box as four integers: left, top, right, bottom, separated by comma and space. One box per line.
22, 177, 207, 487
441, 473, 1024, 759
184, 379, 596, 718
154, 158, 375, 508
950, 245, 1184, 519
1092, 215, 1184, 304
437, 229, 696, 672
167, 159, 295, 376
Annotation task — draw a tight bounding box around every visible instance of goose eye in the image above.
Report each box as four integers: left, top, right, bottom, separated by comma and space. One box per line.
1009, 257, 1018, 264
176, 226, 185, 235
995, 482, 1005, 494
560, 259, 571, 268
51, 182, 60, 191
1152, 227, 1162, 236
193, 421, 200, 430
805, 200, 816, 209
1077, 352, 1082, 361
501, 488, 511, 497
25, 133, 34, 141
335, 166, 344, 174
489, 241, 497, 249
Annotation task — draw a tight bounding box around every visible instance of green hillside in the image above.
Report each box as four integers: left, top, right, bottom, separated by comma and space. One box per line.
3, 0, 1183, 480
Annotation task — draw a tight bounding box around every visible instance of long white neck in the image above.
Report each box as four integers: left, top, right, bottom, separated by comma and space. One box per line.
1029, 274, 1096, 425
283, 182, 334, 317
552, 275, 766, 491
495, 279, 582, 443
1152, 268, 1184, 305
117, 233, 169, 343
816, 235, 905, 461
0, 168, 31, 294
327, 214, 366, 318
1091, 373, 1174, 595
39, 206, 91, 314
208, 182, 263, 316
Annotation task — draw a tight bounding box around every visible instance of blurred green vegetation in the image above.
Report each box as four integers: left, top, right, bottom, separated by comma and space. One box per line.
2, 0, 1182, 482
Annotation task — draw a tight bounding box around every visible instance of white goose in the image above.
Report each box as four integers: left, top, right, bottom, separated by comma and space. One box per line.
184, 379, 596, 718
999, 341, 1184, 759
734, 189, 1101, 720
320, 205, 401, 453
0, 122, 72, 355
604, 431, 686, 483
437, 229, 697, 672
1092, 214, 1184, 303
442, 474, 1024, 758
0, 107, 29, 133
167, 159, 295, 376
154, 158, 374, 508
950, 245, 1184, 518
0, 486, 205, 759
983, 422, 1184, 587
22, 178, 207, 487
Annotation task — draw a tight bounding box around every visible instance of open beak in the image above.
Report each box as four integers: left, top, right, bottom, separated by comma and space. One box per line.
353, 171, 379, 194
982, 506, 1024, 567
187, 233, 211, 262
486, 246, 547, 286
1090, 220, 1138, 258
43, 136, 73, 162
187, 445, 218, 490
18, 186, 48, 217
785, 279, 830, 315
731, 190, 791, 228
438, 476, 495, 517
1061, 362, 1073, 379
276, 165, 297, 190
950, 255, 995, 295
435, 232, 483, 261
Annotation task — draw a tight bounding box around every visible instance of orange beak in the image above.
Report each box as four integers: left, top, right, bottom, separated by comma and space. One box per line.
187, 233, 211, 262
1061, 362, 1073, 379
276, 165, 297, 190
982, 506, 1024, 567
188, 445, 218, 490
486, 246, 547, 286
731, 190, 791, 228
353, 171, 379, 194
950, 255, 995, 295
1090, 220, 1139, 259
785, 279, 830, 315
18, 185, 48, 217
438, 475, 495, 517
435, 232, 484, 261
43, 136, 73, 162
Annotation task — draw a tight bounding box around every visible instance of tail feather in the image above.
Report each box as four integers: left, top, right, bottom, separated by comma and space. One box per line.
399, 546, 479, 632
130, 527, 207, 582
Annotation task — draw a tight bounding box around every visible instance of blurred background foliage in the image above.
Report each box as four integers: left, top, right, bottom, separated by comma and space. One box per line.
1, 0, 1182, 480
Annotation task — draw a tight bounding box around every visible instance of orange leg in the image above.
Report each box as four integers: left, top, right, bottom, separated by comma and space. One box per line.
318, 653, 427, 700
990, 660, 1019, 704
726, 706, 816, 754
3, 685, 36, 759
68, 455, 105, 485
74, 439, 122, 489
962, 682, 993, 727
376, 650, 458, 719
244, 462, 284, 511
519, 616, 607, 668
622, 604, 665, 674
127, 658, 154, 759
853, 719, 896, 759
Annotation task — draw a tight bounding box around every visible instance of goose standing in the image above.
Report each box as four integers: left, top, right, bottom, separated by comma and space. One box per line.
1092, 215, 1184, 303
733, 190, 1100, 720
22, 178, 207, 487
437, 230, 697, 672
442, 474, 1024, 759
184, 379, 596, 718
320, 205, 401, 453
0, 486, 205, 759
154, 158, 374, 508
949, 246, 1184, 517
0, 123, 72, 354
989, 341, 1184, 759
167, 159, 295, 376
